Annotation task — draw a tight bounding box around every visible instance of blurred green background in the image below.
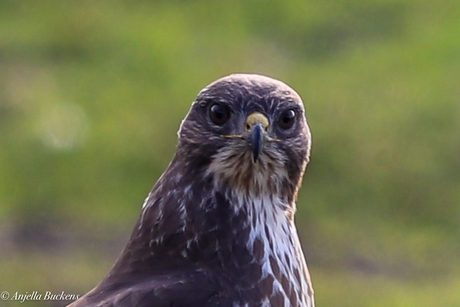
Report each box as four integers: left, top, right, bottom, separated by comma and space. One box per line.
0, 0, 459, 306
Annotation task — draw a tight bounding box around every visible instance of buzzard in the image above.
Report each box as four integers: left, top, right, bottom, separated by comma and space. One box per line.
68, 74, 314, 307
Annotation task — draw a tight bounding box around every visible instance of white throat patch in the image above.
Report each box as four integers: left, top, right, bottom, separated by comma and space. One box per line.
240, 194, 313, 307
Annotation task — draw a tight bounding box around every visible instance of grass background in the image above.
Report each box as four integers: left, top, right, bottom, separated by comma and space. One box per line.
0, 0, 459, 306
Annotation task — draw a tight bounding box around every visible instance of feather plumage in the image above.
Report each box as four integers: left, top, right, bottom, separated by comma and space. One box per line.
68, 74, 314, 307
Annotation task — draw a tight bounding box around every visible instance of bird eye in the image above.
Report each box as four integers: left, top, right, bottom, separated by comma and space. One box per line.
278, 109, 296, 129
209, 103, 230, 125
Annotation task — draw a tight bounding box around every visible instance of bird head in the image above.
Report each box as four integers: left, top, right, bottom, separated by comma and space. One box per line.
177, 74, 311, 202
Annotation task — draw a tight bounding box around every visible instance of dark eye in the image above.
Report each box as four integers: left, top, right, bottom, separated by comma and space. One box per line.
209, 103, 230, 125
278, 109, 296, 129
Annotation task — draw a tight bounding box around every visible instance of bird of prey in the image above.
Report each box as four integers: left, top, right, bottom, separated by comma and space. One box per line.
68, 74, 314, 307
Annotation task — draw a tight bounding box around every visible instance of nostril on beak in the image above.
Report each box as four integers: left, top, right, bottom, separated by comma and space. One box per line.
245, 112, 269, 132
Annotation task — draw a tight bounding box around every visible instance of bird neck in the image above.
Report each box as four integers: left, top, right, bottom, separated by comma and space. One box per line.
228, 191, 314, 307
108, 160, 313, 306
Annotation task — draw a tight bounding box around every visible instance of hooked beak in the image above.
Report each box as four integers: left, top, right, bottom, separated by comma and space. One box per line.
245, 112, 269, 163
